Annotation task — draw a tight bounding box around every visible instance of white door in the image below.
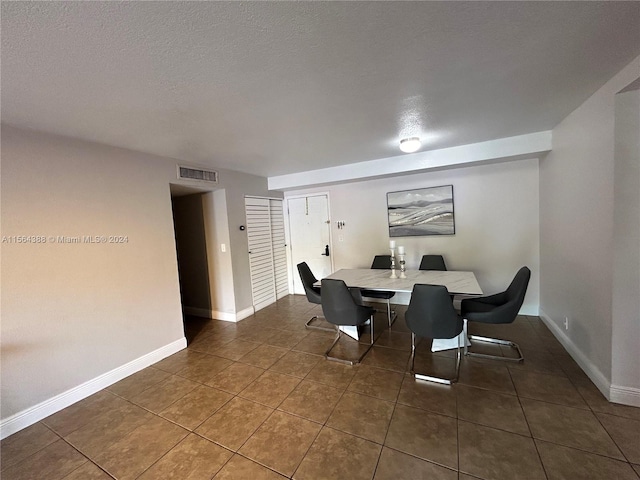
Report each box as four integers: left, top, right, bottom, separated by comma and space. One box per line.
288, 195, 332, 294
245, 197, 277, 311
269, 199, 289, 299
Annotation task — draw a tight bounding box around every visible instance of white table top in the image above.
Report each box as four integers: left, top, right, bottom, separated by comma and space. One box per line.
322, 268, 483, 296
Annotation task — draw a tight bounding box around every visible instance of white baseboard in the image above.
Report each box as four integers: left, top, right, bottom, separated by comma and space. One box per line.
519, 305, 539, 316
0, 337, 186, 440
235, 307, 255, 322
539, 309, 611, 399
183, 305, 255, 323
610, 385, 640, 407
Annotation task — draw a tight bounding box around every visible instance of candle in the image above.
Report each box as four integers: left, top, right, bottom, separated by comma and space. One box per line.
389, 240, 396, 249
397, 246, 405, 255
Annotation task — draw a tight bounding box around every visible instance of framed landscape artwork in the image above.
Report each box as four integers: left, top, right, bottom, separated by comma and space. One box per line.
387, 185, 455, 237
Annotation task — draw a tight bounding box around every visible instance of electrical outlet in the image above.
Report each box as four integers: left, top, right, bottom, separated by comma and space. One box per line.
221, 243, 226, 252
564, 316, 569, 330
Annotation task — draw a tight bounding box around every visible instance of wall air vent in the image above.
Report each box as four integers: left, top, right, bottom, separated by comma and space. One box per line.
177, 165, 218, 184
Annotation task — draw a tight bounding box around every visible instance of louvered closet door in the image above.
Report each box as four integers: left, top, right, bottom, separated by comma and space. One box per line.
269, 199, 289, 299
245, 197, 277, 311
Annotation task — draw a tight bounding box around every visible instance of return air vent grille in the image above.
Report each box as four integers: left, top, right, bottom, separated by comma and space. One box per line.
177, 165, 218, 183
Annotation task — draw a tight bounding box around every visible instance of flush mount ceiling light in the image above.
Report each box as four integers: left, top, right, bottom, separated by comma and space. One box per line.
399, 137, 421, 153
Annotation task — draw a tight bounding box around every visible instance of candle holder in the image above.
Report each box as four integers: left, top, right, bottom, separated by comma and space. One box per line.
398, 254, 406, 278
389, 248, 397, 278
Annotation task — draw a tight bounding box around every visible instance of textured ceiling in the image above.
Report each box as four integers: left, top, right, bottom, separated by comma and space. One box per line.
2, 1, 639, 178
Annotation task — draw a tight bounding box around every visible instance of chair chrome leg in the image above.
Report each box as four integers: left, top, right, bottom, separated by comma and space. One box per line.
324, 315, 375, 366
463, 319, 469, 356
305, 315, 333, 332
386, 299, 398, 327
452, 334, 462, 383
466, 334, 524, 363
463, 318, 524, 363
387, 299, 391, 326
362, 296, 396, 327
324, 329, 347, 364
410, 332, 460, 385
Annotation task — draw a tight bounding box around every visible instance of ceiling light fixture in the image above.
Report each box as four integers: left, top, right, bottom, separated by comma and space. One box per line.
399, 137, 421, 153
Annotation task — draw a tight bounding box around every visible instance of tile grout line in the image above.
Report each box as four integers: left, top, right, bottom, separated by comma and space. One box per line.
589, 406, 635, 466
56, 428, 118, 480
241, 302, 325, 479
6, 304, 639, 478
203, 324, 312, 479
131, 431, 192, 480
507, 365, 551, 480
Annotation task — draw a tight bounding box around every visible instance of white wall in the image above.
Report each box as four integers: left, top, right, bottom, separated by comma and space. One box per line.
202, 189, 238, 319
286, 158, 540, 314
1, 126, 185, 426
539, 55, 640, 403
0, 126, 276, 435
218, 177, 283, 313
611, 87, 640, 400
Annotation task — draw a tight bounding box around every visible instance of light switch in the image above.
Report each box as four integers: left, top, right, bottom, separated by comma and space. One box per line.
221, 243, 226, 252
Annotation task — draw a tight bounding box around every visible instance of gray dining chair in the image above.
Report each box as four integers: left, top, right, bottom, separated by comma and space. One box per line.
461, 266, 531, 362
405, 284, 464, 384
297, 262, 333, 331
419, 254, 447, 271
321, 278, 376, 365
418, 254, 455, 301
361, 255, 397, 327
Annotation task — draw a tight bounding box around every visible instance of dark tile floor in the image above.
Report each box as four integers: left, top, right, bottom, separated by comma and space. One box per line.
2, 295, 639, 479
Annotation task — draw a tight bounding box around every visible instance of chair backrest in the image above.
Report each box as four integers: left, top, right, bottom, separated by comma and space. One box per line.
419, 255, 447, 271
405, 284, 463, 339
297, 262, 321, 304
504, 266, 531, 306
371, 255, 392, 269
321, 279, 372, 327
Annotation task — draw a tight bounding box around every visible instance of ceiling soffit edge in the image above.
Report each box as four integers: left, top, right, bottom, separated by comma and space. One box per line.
268, 131, 552, 191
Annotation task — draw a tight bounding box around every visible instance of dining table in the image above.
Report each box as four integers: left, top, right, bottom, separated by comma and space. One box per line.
319, 268, 483, 351
322, 268, 482, 296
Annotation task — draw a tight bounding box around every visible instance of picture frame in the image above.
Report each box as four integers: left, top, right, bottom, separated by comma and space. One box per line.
387, 185, 455, 237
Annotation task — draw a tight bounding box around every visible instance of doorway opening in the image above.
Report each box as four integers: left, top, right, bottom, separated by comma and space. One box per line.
170, 184, 213, 343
